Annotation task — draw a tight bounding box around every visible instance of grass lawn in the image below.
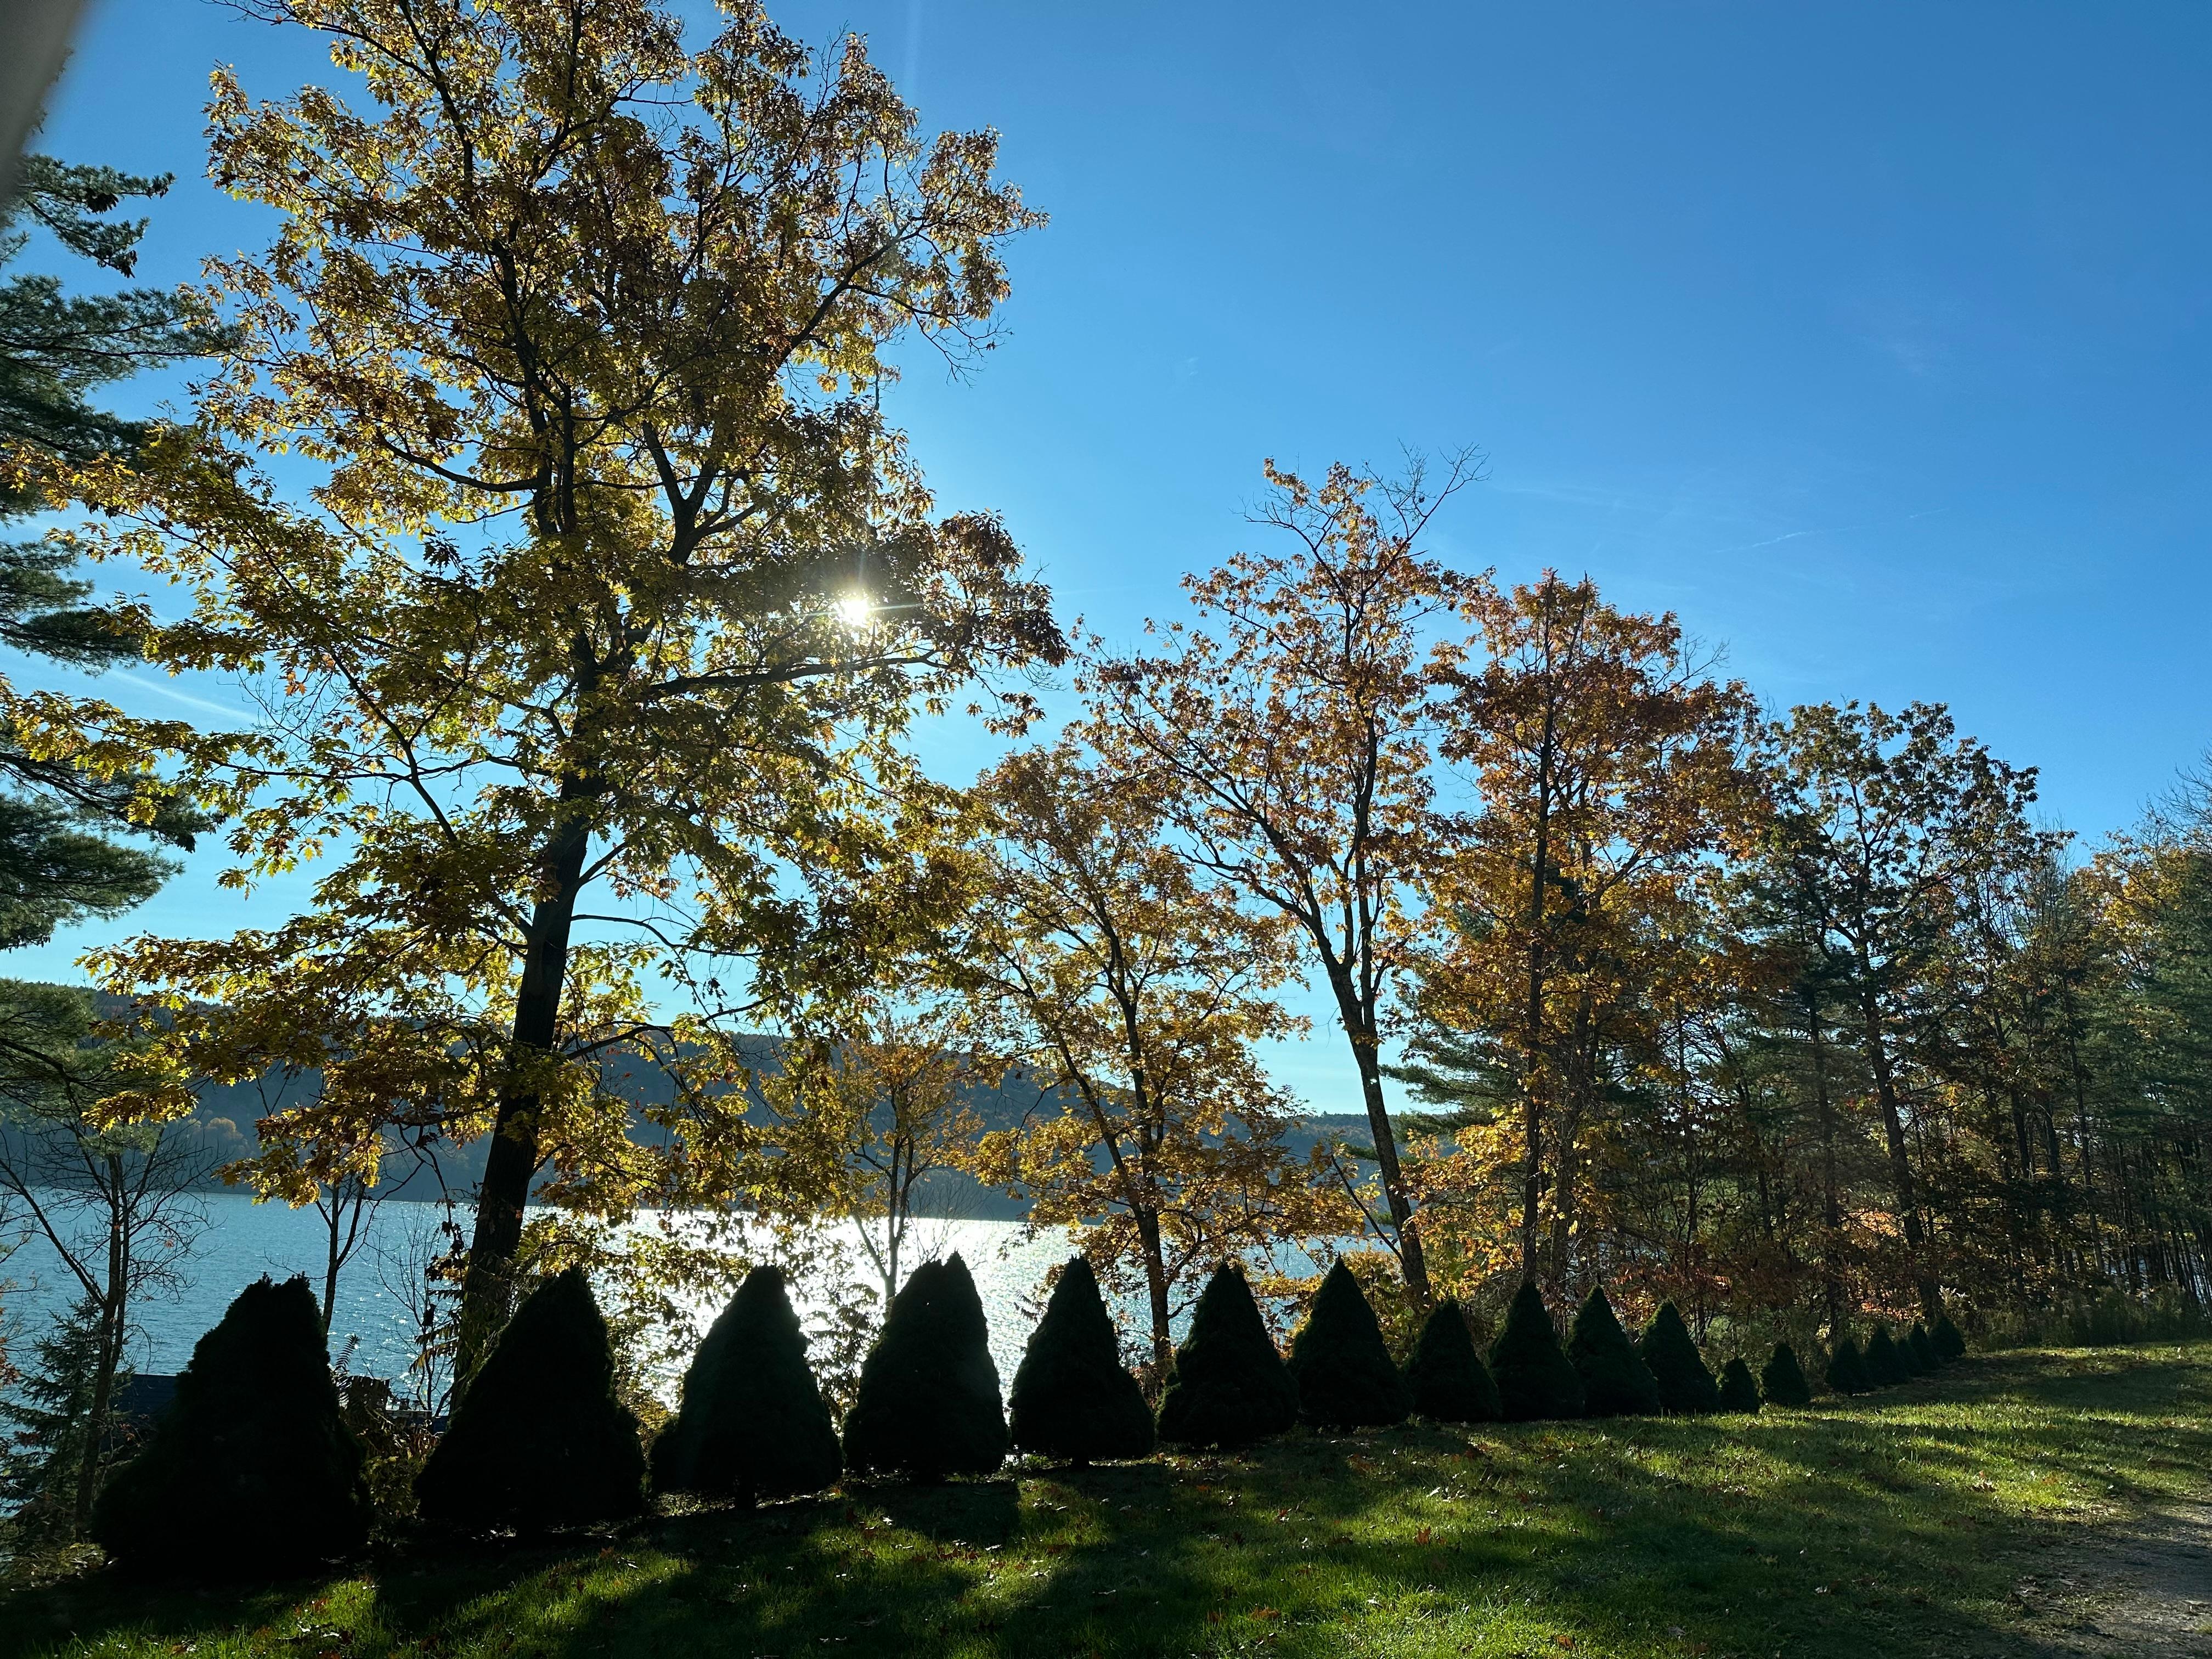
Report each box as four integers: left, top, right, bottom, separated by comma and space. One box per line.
5, 1344, 2210, 1659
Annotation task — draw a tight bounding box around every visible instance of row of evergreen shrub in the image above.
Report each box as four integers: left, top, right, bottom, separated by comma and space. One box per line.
85, 1256, 1972, 1579
1821, 1311, 1966, 1393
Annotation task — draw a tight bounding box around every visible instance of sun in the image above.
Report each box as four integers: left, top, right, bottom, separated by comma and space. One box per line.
832, 592, 873, 630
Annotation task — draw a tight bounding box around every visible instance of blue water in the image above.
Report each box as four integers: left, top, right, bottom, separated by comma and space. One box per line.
1, 1192, 1076, 1397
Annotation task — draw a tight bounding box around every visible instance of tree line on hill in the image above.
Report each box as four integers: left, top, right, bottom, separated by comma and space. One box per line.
65, 1252, 1968, 1579
2, 0, 2208, 1558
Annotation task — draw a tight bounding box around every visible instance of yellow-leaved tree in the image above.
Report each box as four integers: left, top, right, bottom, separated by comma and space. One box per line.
34, 0, 1060, 1374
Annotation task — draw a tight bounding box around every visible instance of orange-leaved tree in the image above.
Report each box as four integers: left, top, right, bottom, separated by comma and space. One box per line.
964, 742, 1341, 1372
1084, 457, 1486, 1305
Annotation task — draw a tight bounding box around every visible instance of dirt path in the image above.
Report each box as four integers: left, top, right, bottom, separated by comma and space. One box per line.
2011, 1501, 2212, 1657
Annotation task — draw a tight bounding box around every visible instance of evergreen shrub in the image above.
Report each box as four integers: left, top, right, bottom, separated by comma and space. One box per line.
1717, 1356, 1762, 1413
1863, 1326, 1908, 1387
1487, 1281, 1585, 1422
843, 1255, 1008, 1480
649, 1265, 842, 1502
1760, 1341, 1814, 1407
415, 1267, 645, 1529
1893, 1323, 1927, 1378
1287, 1261, 1410, 1429
92, 1276, 370, 1577
1824, 1335, 1870, 1395
1638, 1302, 1720, 1415
1909, 1322, 1941, 1372
1156, 1261, 1299, 1448
1568, 1287, 1661, 1418
1403, 1302, 1500, 1423
1932, 1311, 1968, 1361
1008, 1256, 1154, 1463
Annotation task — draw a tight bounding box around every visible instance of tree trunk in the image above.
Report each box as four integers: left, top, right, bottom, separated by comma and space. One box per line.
72, 1157, 128, 1533
1131, 1204, 1173, 1379
455, 791, 595, 1383
1326, 970, 1431, 1304
1858, 986, 1940, 1314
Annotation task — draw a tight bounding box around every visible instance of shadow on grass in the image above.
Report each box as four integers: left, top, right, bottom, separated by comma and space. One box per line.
6, 1346, 2209, 1659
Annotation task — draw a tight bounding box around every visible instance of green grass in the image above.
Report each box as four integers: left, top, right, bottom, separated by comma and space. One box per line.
7, 1344, 2211, 1659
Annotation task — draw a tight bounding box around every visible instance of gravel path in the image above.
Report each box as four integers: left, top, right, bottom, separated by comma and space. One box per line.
2012, 1502, 2212, 1657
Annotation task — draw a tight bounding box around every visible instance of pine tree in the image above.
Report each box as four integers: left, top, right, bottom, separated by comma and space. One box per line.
1403, 1302, 1500, 1424
1717, 1357, 1762, 1413
1487, 1281, 1585, 1422
1008, 1256, 1155, 1464
1863, 1327, 1908, 1387
1908, 1322, 1940, 1372
1893, 1323, 1927, 1378
648, 1266, 841, 1503
1567, 1286, 1661, 1418
1824, 1335, 1870, 1395
1932, 1312, 1967, 1362
0, 156, 220, 951
1155, 1261, 1299, 1449
90, 1277, 369, 1577
0, 1296, 132, 1544
414, 1267, 646, 1528
1286, 1261, 1410, 1430
842, 1255, 1009, 1480
1638, 1302, 1720, 1415
1760, 1342, 1814, 1407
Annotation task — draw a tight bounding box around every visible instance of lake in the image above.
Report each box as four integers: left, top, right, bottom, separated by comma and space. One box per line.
0, 1192, 1084, 1398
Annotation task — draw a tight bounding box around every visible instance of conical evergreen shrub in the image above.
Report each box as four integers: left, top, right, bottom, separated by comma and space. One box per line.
1824, 1335, 1870, 1395
1287, 1261, 1410, 1429
1156, 1261, 1299, 1448
1760, 1342, 1814, 1407
1568, 1287, 1661, 1418
1908, 1322, 1940, 1372
416, 1266, 645, 1528
1863, 1326, 1908, 1387
648, 1265, 842, 1502
1008, 1257, 1154, 1463
1717, 1356, 1762, 1413
1638, 1302, 1720, 1415
1893, 1323, 1927, 1378
1932, 1311, 1967, 1361
843, 1254, 1008, 1480
1403, 1302, 1500, 1423
1487, 1281, 1585, 1422
92, 1276, 369, 1577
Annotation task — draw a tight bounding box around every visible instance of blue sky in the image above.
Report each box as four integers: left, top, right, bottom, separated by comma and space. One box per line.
12, 1, 2212, 1107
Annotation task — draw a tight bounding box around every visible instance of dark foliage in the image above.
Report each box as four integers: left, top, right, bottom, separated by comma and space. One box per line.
1932, 1312, 1968, 1361
415, 1267, 646, 1529
1286, 1261, 1410, 1429
1567, 1286, 1661, 1418
1638, 1302, 1720, 1415
0, 1296, 131, 1544
843, 1254, 1008, 1480
1893, 1323, 1927, 1378
1863, 1327, 1908, 1387
1908, 1322, 1940, 1372
1155, 1261, 1299, 1449
1760, 1342, 1814, 1407
1008, 1256, 1155, 1463
1824, 1336, 1870, 1395
1403, 1302, 1500, 1423
649, 1266, 841, 1502
91, 1277, 369, 1577
1487, 1281, 1585, 1423
1717, 1357, 1763, 1413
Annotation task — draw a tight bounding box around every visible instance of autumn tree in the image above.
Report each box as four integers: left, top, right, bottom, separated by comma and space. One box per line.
1085, 456, 1485, 1303
757, 1001, 986, 1310
38, 0, 1060, 1378
965, 741, 1336, 1372
1406, 574, 1764, 1295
